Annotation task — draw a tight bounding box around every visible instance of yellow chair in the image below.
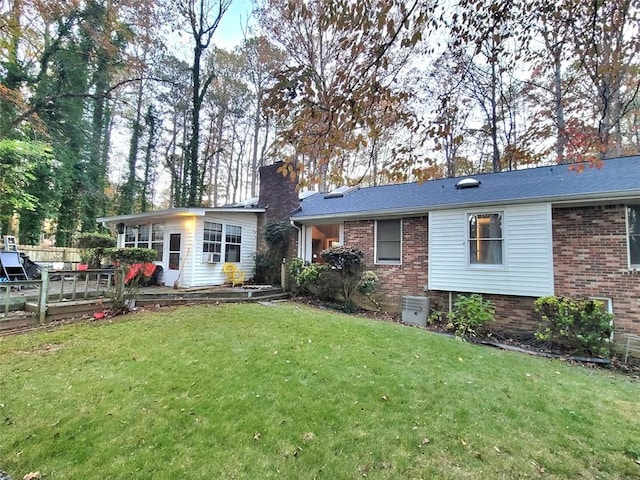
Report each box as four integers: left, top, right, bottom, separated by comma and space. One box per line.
222, 262, 245, 287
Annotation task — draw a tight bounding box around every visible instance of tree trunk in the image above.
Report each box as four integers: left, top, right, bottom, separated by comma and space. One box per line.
188, 45, 203, 206
141, 105, 157, 212
250, 88, 262, 197
120, 74, 145, 214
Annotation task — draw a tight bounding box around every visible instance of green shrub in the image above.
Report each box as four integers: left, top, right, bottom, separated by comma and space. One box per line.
320, 246, 365, 312
447, 293, 495, 338
288, 258, 305, 286
76, 232, 117, 268
534, 296, 614, 358
108, 247, 157, 265
107, 248, 158, 312
357, 270, 380, 309
289, 258, 328, 298
320, 246, 363, 275
76, 232, 117, 249
254, 252, 277, 284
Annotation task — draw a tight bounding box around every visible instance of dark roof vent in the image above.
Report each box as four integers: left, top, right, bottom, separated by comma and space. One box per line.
455, 178, 481, 189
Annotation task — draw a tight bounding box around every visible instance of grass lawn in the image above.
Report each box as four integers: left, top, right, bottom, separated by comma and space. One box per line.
0, 302, 639, 479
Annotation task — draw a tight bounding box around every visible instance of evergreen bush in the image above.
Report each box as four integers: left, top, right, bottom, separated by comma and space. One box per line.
534, 296, 614, 357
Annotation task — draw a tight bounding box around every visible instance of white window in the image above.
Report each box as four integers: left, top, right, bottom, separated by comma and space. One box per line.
468, 212, 503, 265
151, 224, 164, 261
124, 225, 136, 248
376, 219, 401, 264
203, 221, 223, 262
225, 225, 242, 263
202, 222, 242, 263
124, 223, 164, 261
627, 205, 640, 268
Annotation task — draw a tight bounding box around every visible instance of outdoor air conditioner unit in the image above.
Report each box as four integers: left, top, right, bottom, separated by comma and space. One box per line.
401, 295, 429, 327
205, 253, 220, 263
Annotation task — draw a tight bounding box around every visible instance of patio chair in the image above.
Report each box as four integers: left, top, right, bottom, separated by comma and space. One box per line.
0, 251, 29, 281
222, 262, 245, 287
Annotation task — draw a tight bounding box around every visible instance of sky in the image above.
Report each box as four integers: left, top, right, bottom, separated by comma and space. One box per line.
213, 0, 256, 50
165, 0, 256, 62
108, 1, 257, 198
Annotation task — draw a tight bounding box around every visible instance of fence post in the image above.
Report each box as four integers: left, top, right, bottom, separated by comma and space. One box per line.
114, 266, 125, 308
3, 284, 9, 316
38, 268, 49, 325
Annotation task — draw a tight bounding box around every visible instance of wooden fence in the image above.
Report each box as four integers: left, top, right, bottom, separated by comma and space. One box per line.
18, 245, 82, 265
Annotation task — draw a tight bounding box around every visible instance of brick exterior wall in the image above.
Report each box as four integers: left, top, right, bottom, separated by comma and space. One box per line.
553, 204, 640, 336
344, 217, 428, 310
340, 205, 640, 337
428, 291, 538, 336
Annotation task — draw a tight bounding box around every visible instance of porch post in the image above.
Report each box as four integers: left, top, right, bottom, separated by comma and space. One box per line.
281, 258, 288, 291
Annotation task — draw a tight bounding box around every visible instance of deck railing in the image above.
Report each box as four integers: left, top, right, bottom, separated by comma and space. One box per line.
0, 268, 118, 327
48, 269, 115, 300
1, 279, 45, 324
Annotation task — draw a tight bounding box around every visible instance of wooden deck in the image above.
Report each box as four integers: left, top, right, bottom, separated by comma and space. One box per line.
0, 283, 289, 334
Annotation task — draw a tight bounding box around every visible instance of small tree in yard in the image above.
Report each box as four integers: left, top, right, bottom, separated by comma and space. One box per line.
320, 246, 365, 312
108, 247, 157, 312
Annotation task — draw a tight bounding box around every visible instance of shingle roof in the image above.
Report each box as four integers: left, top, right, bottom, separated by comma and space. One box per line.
292, 156, 640, 221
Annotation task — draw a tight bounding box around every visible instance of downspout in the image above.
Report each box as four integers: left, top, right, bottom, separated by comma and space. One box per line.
290, 221, 302, 259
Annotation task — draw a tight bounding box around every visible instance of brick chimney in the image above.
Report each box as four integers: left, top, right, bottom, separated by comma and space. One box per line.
258, 162, 300, 222
257, 162, 300, 261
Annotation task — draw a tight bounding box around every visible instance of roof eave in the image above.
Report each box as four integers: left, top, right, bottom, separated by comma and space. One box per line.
97, 207, 265, 225
291, 190, 640, 223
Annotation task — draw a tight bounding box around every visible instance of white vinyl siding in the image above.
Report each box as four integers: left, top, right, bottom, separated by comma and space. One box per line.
428, 203, 554, 297
191, 213, 258, 287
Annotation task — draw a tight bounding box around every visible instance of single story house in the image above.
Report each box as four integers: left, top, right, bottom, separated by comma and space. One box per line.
97, 206, 264, 288
290, 155, 640, 336
94, 163, 298, 288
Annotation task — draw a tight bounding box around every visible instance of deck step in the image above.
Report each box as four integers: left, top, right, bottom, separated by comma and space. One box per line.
136, 292, 290, 307
26, 299, 113, 323
0, 315, 37, 331
9, 288, 289, 329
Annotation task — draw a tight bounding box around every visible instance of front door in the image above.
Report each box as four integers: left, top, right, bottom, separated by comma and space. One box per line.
163, 233, 182, 287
